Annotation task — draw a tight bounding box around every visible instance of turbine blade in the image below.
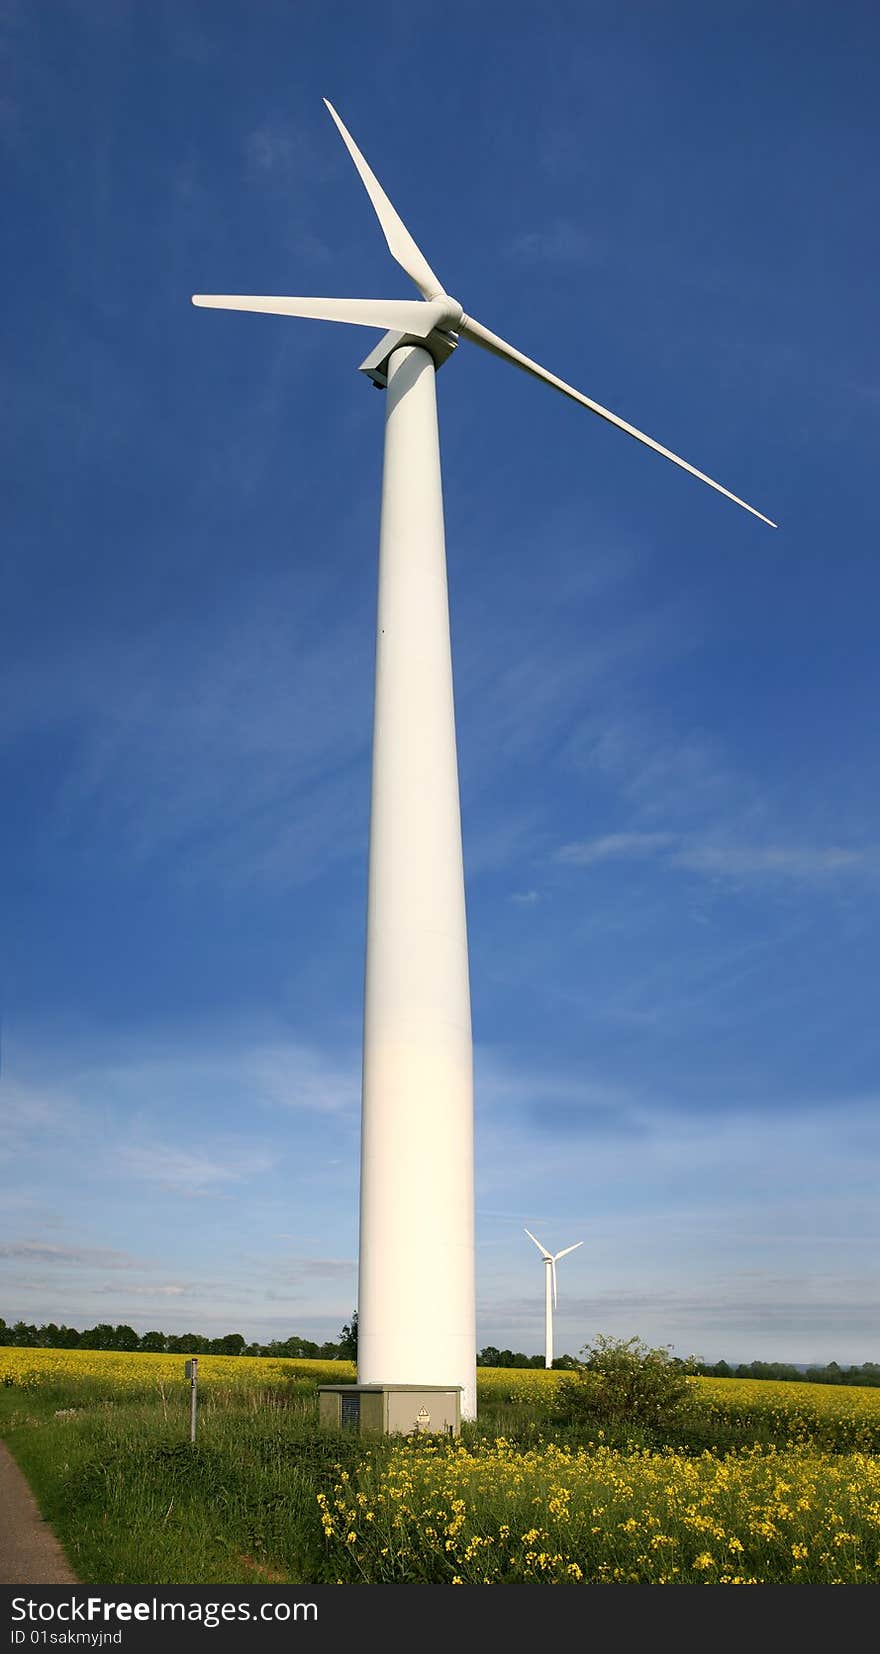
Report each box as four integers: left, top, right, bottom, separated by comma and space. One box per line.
552, 1259, 558, 1309
553, 1242, 584, 1262
192, 293, 450, 338
323, 99, 444, 301
459, 314, 777, 527
524, 1227, 551, 1259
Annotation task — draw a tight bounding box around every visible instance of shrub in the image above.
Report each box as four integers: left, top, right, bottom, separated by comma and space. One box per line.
554, 1334, 698, 1431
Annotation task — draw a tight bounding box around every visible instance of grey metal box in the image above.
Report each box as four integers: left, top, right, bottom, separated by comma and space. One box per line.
317, 1383, 461, 1436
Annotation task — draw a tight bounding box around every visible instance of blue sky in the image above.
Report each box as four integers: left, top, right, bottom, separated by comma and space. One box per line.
2, 0, 878, 1363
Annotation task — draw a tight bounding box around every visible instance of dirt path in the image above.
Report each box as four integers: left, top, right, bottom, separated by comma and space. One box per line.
0, 1442, 78, 1584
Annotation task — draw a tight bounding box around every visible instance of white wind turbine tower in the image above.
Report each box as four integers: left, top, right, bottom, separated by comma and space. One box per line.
192, 100, 775, 1424
524, 1229, 584, 1370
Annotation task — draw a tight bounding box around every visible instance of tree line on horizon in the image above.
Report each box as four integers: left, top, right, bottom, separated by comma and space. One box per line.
691, 1356, 880, 1386
2, 1317, 877, 1387
0, 1315, 357, 1362
476, 1347, 880, 1385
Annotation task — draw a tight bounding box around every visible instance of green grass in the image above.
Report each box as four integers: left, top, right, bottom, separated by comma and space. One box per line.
0, 1377, 357, 1583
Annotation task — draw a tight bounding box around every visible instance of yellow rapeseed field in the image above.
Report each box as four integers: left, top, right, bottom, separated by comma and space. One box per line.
477, 1364, 880, 1430
5, 1349, 880, 1435
0, 1346, 355, 1389
321, 1436, 880, 1583
474, 1367, 563, 1406
696, 1375, 880, 1424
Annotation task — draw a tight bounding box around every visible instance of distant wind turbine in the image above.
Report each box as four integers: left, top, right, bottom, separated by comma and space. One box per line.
525, 1228, 584, 1369
193, 99, 775, 1423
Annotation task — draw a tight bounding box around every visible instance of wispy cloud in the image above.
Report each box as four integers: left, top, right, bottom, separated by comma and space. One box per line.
557, 832, 675, 865
556, 831, 877, 884
507, 219, 606, 267
476, 1047, 643, 1137
3, 574, 374, 886
273, 1257, 355, 1281
92, 1282, 188, 1298
0, 1081, 83, 1162
243, 118, 327, 184
246, 1044, 359, 1116
2, 1030, 360, 1175
118, 1143, 275, 1198
0, 1241, 139, 1268
672, 844, 872, 879
457, 585, 693, 786
561, 711, 753, 826
241, 117, 334, 266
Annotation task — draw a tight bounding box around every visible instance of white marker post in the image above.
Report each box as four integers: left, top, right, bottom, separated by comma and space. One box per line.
185, 1358, 198, 1443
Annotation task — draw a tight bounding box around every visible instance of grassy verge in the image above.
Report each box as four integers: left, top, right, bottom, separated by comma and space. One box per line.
0, 1378, 353, 1583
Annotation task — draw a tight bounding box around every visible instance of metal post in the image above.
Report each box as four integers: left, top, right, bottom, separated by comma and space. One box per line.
185, 1358, 198, 1443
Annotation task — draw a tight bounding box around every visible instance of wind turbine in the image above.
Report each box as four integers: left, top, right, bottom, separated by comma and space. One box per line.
525, 1229, 584, 1369
192, 99, 775, 1425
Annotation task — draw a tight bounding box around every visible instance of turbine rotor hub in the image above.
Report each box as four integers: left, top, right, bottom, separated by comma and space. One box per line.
434, 295, 463, 332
